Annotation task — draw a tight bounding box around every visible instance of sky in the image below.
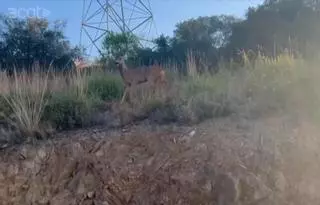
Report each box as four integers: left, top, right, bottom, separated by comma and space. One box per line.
0, 0, 263, 56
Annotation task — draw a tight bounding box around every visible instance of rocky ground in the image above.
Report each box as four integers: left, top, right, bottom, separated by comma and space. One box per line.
0, 114, 319, 205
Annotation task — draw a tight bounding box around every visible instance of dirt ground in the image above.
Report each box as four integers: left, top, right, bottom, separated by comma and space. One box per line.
0, 114, 319, 205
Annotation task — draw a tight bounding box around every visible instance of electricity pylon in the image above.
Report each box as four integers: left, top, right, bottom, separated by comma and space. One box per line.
80, 0, 157, 57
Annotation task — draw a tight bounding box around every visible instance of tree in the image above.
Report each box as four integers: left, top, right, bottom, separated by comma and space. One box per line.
98, 0, 320, 72
172, 15, 238, 70
102, 31, 140, 61
226, 0, 320, 58
0, 15, 81, 72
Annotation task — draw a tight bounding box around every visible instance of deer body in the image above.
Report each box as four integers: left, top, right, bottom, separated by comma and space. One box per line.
115, 57, 166, 103
74, 58, 89, 73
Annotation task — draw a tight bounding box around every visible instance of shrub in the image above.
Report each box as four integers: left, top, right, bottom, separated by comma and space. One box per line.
187, 93, 231, 122
175, 73, 232, 123
87, 73, 124, 101
146, 99, 181, 124
1, 72, 50, 139
43, 92, 102, 130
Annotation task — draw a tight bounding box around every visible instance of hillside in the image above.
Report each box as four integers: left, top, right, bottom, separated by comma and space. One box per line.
0, 113, 319, 204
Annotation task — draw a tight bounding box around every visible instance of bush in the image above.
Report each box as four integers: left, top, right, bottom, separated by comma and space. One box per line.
146, 100, 181, 124
187, 93, 231, 122
87, 74, 124, 101
43, 92, 102, 130
174, 74, 232, 123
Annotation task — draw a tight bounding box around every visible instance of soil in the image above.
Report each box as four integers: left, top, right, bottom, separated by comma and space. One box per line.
0, 114, 319, 204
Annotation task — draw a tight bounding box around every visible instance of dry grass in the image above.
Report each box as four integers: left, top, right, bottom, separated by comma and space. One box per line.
2, 71, 50, 138
0, 68, 94, 140
0, 52, 319, 138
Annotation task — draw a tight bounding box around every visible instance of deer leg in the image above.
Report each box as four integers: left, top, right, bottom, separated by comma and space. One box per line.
121, 88, 127, 104
121, 85, 132, 104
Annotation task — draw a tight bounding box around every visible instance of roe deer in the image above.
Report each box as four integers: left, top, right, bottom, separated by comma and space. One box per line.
115, 56, 167, 103
73, 57, 89, 73
63, 58, 90, 85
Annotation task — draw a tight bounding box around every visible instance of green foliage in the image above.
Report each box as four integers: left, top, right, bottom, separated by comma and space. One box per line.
99, 0, 320, 73
87, 73, 124, 101
102, 31, 139, 60
147, 101, 182, 124
228, 0, 320, 58
3, 51, 320, 144
0, 16, 82, 71
43, 92, 100, 130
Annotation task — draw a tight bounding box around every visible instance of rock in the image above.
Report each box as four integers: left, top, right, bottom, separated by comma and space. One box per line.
180, 129, 197, 144
21, 184, 29, 190
189, 129, 196, 137
38, 197, 50, 205
87, 191, 95, 199
95, 150, 104, 157
35, 147, 48, 163
203, 180, 213, 192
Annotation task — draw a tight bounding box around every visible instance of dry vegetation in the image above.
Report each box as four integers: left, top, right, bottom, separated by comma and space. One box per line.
0, 53, 320, 204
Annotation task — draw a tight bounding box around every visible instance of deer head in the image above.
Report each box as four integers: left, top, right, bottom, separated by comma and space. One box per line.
115, 56, 127, 70
73, 57, 89, 72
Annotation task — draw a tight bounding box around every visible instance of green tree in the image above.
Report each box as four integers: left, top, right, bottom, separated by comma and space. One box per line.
172, 15, 238, 70
102, 31, 140, 61
227, 0, 320, 58
0, 15, 81, 72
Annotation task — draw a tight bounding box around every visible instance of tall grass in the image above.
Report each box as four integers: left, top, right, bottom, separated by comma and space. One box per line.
0, 52, 320, 142
0, 68, 122, 140
2, 71, 49, 138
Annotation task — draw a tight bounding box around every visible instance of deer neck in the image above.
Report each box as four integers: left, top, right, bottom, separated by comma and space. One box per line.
118, 61, 128, 82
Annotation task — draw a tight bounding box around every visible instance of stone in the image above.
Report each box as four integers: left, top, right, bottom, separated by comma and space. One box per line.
95, 150, 104, 157
87, 191, 95, 199
35, 147, 48, 166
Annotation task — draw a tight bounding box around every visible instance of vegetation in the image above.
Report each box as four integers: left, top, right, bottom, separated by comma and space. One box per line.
0, 0, 318, 149
0, 52, 317, 145
0, 16, 81, 72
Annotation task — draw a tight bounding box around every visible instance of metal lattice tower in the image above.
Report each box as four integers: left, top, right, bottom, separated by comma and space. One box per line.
80, 0, 157, 57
